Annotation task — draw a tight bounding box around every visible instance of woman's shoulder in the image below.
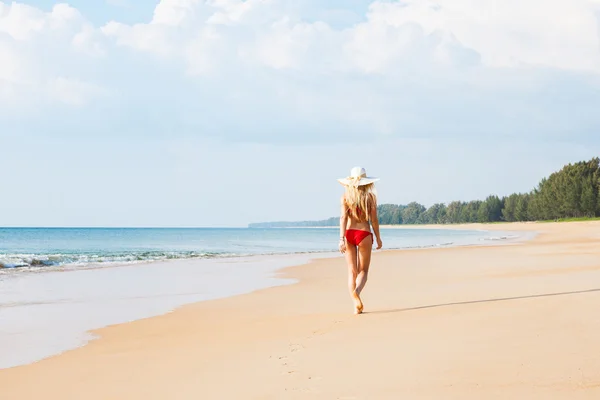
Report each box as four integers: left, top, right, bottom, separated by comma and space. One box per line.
367, 191, 377, 207
340, 194, 348, 207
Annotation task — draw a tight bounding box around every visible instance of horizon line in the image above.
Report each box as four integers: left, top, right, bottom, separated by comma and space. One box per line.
0, 226, 251, 229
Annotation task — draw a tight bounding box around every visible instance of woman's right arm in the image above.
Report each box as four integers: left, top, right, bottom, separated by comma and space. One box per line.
370, 194, 383, 249
339, 195, 348, 253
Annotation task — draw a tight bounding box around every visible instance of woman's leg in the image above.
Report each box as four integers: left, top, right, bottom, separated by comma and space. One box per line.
344, 242, 363, 313
355, 234, 373, 298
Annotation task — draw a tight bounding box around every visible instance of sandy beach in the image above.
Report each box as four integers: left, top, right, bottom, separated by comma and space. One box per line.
2, 221, 600, 399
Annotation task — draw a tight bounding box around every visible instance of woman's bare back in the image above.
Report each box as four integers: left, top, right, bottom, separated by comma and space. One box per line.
341, 193, 375, 232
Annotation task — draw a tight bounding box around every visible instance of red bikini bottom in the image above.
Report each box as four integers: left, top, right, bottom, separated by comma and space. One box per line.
345, 229, 373, 246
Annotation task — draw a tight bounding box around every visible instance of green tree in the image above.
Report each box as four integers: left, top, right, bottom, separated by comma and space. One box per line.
502, 193, 519, 222
377, 204, 405, 224
423, 203, 447, 224
514, 194, 530, 221
477, 197, 500, 223
581, 177, 597, 217
597, 182, 600, 215
402, 202, 426, 224
462, 200, 481, 223
477, 201, 490, 223
445, 201, 463, 224
392, 207, 404, 224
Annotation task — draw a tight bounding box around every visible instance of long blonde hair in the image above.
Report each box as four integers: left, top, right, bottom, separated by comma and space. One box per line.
344, 183, 377, 222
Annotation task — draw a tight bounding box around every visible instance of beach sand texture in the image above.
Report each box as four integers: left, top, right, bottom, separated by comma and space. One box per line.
2, 221, 600, 399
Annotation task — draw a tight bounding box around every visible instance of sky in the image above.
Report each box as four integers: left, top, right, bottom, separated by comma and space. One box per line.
1, 0, 600, 227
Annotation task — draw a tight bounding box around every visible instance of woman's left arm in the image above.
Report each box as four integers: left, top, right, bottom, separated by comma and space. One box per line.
370, 194, 382, 249
339, 195, 348, 253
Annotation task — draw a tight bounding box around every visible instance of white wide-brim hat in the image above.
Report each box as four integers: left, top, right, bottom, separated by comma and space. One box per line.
337, 166, 380, 187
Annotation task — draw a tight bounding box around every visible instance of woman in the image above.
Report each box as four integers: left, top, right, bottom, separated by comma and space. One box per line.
337, 166, 382, 314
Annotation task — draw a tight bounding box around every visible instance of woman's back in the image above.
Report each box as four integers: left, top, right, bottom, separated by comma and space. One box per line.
342, 190, 376, 231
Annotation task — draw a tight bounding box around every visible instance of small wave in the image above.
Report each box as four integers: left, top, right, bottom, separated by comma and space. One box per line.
397, 242, 455, 250
0, 251, 225, 271
480, 235, 519, 241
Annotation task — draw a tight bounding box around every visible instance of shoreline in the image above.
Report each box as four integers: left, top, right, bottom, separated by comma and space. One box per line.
2, 221, 600, 398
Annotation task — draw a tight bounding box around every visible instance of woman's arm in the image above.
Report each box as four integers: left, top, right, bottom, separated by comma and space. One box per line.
339, 195, 348, 253
369, 194, 383, 249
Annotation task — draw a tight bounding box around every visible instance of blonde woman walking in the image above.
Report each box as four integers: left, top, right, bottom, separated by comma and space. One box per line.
338, 167, 382, 314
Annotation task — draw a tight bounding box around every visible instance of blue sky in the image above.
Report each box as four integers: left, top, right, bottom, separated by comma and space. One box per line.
20, 0, 156, 25
22, 0, 374, 28
1, 0, 600, 227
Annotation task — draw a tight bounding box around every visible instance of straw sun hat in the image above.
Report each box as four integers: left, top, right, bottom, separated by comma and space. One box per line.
337, 166, 380, 187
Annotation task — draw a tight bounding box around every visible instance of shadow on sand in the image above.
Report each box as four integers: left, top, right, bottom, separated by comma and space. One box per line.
364, 287, 600, 315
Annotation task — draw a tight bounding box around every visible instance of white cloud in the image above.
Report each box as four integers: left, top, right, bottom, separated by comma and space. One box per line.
206, 0, 276, 26
151, 0, 200, 26
249, 18, 337, 70
101, 20, 173, 56
0, 2, 45, 40
364, 0, 600, 72
2, 0, 597, 72
184, 25, 227, 74
46, 77, 109, 107
1, 0, 599, 141
94, 0, 600, 74
72, 23, 107, 57
0, 2, 108, 109
0, 3, 84, 40
0, 38, 22, 83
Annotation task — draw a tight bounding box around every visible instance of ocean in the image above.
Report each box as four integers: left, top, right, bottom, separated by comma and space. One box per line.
0, 227, 527, 369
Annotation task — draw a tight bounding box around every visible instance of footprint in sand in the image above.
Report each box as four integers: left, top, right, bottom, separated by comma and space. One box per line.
289, 343, 304, 353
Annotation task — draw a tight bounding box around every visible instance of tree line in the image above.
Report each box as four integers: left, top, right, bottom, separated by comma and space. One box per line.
378, 158, 600, 225
248, 158, 600, 227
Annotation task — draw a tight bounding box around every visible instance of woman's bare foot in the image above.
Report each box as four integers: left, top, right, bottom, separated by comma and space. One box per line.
352, 291, 363, 314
